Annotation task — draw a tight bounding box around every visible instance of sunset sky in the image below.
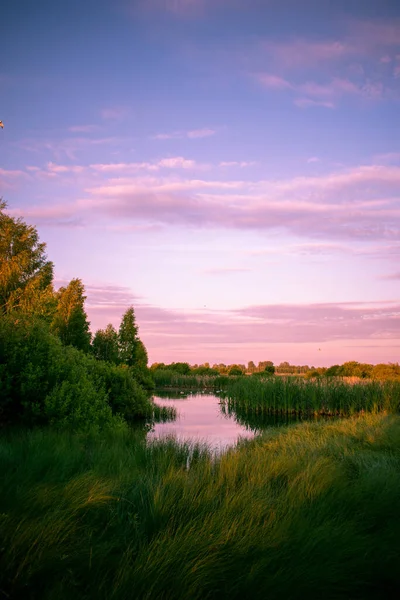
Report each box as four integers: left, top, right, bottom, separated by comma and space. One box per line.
1, 0, 400, 366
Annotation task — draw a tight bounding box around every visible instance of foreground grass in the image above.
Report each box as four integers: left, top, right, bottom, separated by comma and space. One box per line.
1, 415, 400, 599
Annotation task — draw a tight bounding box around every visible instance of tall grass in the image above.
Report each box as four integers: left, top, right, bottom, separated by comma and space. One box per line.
152, 369, 229, 390
1, 414, 400, 598
221, 376, 400, 421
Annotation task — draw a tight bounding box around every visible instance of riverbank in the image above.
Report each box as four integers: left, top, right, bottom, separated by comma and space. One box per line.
1, 413, 400, 599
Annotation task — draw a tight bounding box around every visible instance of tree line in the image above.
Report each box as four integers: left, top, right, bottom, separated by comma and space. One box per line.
0, 201, 153, 431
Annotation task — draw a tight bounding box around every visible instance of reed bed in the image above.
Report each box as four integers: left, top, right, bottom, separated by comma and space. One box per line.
152, 369, 228, 390
221, 376, 400, 419
1, 414, 400, 599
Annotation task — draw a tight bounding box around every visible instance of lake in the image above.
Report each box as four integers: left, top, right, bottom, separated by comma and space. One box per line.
147, 392, 255, 452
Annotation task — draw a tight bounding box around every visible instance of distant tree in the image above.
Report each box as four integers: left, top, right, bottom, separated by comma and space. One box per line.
326, 365, 341, 377
150, 362, 166, 371
167, 362, 191, 375
92, 324, 119, 364
118, 307, 140, 367
51, 279, 91, 352
247, 361, 256, 374
264, 364, 275, 376
0, 200, 55, 318
228, 365, 244, 376
192, 366, 219, 376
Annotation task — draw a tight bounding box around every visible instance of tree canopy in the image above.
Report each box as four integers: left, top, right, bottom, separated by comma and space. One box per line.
0, 200, 54, 317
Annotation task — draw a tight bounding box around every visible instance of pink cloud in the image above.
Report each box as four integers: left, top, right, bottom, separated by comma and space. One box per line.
187, 128, 216, 138
23, 163, 400, 241
263, 39, 351, 68
255, 73, 292, 90
158, 157, 197, 169
82, 284, 400, 364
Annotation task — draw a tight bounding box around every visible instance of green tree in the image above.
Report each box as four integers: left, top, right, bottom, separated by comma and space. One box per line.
118, 307, 139, 367
92, 324, 119, 364
135, 339, 149, 369
51, 279, 91, 352
0, 200, 55, 318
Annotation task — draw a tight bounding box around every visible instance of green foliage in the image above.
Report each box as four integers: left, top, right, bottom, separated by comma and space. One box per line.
92, 323, 119, 364
0, 200, 55, 318
264, 364, 275, 375
191, 366, 219, 376
228, 365, 244, 376
118, 306, 139, 367
51, 278, 91, 352
0, 315, 152, 428
1, 414, 400, 598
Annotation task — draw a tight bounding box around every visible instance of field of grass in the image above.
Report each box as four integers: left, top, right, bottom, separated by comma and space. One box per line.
1, 413, 400, 599
221, 376, 400, 421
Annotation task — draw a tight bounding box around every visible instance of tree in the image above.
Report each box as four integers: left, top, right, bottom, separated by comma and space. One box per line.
92, 324, 119, 364
247, 361, 256, 374
264, 364, 275, 376
118, 307, 140, 367
228, 365, 244, 376
0, 200, 55, 317
51, 279, 91, 352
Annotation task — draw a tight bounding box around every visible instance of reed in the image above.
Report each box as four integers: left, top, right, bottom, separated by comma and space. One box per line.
220, 376, 400, 423
152, 369, 229, 390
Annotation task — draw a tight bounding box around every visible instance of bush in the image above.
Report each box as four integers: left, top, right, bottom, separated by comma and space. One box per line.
0, 315, 152, 429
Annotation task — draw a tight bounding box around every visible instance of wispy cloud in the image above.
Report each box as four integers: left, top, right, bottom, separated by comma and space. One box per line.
256, 73, 383, 107
153, 128, 216, 140
379, 272, 400, 281
68, 125, 99, 133
100, 106, 130, 121
82, 285, 400, 363
219, 161, 257, 168
24, 162, 400, 243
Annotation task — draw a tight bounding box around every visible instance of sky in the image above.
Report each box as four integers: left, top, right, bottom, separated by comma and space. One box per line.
1, 0, 400, 367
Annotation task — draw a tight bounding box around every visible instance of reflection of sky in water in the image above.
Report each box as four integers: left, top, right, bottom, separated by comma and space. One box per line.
148, 394, 255, 452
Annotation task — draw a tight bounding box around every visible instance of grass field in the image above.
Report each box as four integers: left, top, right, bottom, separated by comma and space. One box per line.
1, 413, 400, 599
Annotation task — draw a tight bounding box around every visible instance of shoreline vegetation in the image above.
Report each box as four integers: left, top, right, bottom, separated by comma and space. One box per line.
2, 203, 400, 598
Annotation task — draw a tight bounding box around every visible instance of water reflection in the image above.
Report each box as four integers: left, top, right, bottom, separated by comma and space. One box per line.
148, 393, 255, 452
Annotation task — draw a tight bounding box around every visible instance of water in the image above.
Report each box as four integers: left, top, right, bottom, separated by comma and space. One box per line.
147, 392, 256, 452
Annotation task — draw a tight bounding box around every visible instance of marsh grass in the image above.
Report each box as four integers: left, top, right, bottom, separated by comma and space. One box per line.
152, 369, 228, 390
1, 414, 400, 599
221, 376, 400, 422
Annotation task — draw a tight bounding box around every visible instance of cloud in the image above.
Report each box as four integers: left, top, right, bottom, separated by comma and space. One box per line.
82, 284, 400, 363
294, 98, 335, 109
100, 107, 130, 121
219, 161, 257, 168
379, 272, 400, 281
68, 125, 99, 133
18, 136, 125, 160
256, 72, 382, 107
158, 157, 197, 169
307, 157, 320, 163
255, 73, 292, 90
20, 162, 400, 241
153, 128, 216, 140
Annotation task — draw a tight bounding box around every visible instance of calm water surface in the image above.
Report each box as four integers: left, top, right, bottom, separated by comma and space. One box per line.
148, 393, 255, 451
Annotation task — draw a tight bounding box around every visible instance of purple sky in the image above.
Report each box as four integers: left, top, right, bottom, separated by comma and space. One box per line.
1, 0, 400, 366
